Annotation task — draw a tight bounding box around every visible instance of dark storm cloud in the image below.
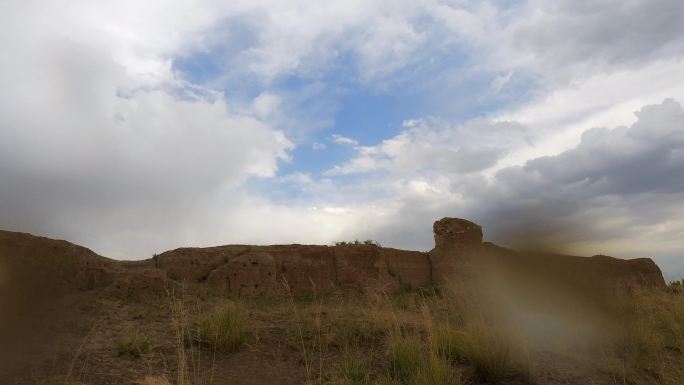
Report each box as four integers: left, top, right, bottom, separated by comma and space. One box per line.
467, 99, 684, 256
359, 99, 684, 280
512, 0, 684, 73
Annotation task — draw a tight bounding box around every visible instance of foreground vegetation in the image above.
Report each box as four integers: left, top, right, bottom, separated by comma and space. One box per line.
51, 281, 684, 385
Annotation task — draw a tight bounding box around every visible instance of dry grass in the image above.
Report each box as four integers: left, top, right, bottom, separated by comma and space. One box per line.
409, 357, 464, 385
116, 335, 152, 358
196, 301, 246, 352
599, 288, 684, 385
59, 283, 684, 385
430, 323, 467, 362
426, 315, 528, 384
329, 349, 372, 385
457, 320, 528, 385
136, 376, 172, 385
166, 288, 230, 385
387, 334, 423, 384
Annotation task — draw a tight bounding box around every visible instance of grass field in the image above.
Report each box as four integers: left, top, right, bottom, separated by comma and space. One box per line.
7, 275, 682, 385
117, 280, 684, 385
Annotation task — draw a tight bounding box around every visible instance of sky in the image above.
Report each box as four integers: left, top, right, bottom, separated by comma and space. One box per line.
1, 0, 684, 279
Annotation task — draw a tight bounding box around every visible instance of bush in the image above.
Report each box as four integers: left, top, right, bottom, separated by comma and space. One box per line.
136, 376, 172, 385
430, 324, 466, 362
410, 357, 461, 385
116, 335, 151, 358
605, 290, 684, 383
333, 240, 381, 246
373, 378, 402, 385
197, 302, 246, 352
333, 350, 371, 384
458, 321, 528, 385
465, 331, 512, 384
388, 335, 423, 383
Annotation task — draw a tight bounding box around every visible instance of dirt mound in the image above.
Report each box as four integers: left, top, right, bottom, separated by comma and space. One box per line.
478, 243, 666, 294
0, 217, 667, 301
156, 244, 429, 294
206, 251, 278, 295
424, 218, 666, 293
0, 220, 671, 384
0, 230, 115, 300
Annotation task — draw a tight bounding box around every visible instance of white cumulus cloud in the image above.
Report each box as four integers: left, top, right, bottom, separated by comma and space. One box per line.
331, 134, 359, 145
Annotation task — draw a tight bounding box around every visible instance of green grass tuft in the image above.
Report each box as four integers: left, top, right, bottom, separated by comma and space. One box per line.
197, 302, 246, 352
430, 324, 467, 362
388, 334, 423, 384
410, 357, 462, 385
460, 321, 526, 385
331, 350, 371, 384
116, 335, 152, 358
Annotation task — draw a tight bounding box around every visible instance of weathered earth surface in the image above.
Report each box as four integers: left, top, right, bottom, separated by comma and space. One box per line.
0, 218, 670, 384
0, 218, 665, 302
429, 217, 483, 285
0, 229, 115, 296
